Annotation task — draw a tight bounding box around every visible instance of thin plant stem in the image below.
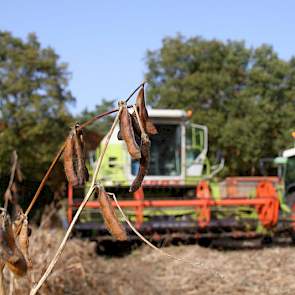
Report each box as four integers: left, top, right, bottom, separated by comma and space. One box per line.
23, 104, 132, 221
23, 80, 145, 219
30, 105, 123, 295
78, 107, 119, 130
109, 192, 225, 281
24, 144, 65, 217
79, 80, 145, 130
4, 151, 18, 211
124, 81, 145, 103
132, 105, 147, 137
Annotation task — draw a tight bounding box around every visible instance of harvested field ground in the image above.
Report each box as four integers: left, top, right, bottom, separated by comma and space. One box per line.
7, 228, 295, 295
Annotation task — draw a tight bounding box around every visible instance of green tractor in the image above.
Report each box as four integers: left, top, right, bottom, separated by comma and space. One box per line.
275, 143, 295, 200
274, 140, 295, 240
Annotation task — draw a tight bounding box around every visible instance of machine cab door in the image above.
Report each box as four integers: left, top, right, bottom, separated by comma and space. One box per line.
186, 123, 208, 176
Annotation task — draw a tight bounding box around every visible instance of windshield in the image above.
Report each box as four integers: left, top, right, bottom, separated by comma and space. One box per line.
131, 123, 182, 176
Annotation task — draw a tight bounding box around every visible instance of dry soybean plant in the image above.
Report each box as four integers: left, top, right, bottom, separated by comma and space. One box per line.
1, 82, 224, 295
1, 151, 32, 294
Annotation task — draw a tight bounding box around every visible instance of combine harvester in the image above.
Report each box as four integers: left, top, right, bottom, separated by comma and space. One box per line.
67, 109, 295, 244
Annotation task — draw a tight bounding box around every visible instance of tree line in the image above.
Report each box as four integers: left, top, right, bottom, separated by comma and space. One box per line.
146, 35, 295, 175
1, 31, 295, 188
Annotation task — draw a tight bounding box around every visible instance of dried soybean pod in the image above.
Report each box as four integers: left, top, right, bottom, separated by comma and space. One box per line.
0, 228, 12, 262
136, 87, 158, 135
118, 118, 140, 145
117, 130, 123, 140
6, 251, 27, 277
97, 187, 127, 241
19, 217, 32, 269
131, 113, 141, 146
73, 125, 89, 185
131, 112, 141, 136
130, 136, 151, 193
64, 133, 79, 187
145, 120, 158, 135
118, 122, 140, 145
2, 216, 27, 276
119, 104, 141, 160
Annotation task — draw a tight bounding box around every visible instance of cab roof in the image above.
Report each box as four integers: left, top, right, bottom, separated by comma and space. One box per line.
148, 109, 188, 119
283, 147, 295, 158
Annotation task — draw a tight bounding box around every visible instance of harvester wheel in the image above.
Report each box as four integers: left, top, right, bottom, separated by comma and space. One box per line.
256, 181, 279, 228
261, 235, 273, 246
198, 237, 212, 248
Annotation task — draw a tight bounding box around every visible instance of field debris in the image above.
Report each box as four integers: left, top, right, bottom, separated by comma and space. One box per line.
3, 227, 295, 294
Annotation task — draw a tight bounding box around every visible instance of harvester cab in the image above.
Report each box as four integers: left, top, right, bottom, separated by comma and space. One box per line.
97, 109, 221, 188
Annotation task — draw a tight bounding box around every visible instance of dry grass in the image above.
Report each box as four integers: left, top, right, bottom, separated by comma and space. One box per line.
5, 228, 295, 295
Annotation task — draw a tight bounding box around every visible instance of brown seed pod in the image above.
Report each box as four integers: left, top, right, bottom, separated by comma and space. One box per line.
131, 112, 141, 136
130, 113, 142, 146
118, 113, 141, 145
0, 215, 27, 276
64, 133, 79, 187
0, 229, 12, 263
130, 135, 151, 193
136, 87, 158, 136
18, 217, 32, 269
73, 125, 89, 186
117, 130, 123, 141
119, 105, 141, 160
6, 252, 27, 277
145, 120, 158, 135
97, 187, 127, 241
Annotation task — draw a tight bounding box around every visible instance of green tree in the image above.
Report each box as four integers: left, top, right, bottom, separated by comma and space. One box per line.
75, 98, 115, 136
0, 31, 74, 181
145, 35, 295, 175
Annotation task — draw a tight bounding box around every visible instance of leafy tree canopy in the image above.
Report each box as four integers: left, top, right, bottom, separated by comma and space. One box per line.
0, 31, 74, 180
145, 35, 295, 175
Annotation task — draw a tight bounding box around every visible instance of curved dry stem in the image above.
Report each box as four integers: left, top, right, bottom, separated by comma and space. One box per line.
4, 151, 19, 212
132, 105, 147, 138
23, 83, 142, 221
24, 143, 66, 217
30, 106, 123, 295
125, 81, 146, 104
109, 192, 225, 281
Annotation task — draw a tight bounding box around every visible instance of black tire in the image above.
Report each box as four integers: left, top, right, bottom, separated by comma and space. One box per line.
261, 235, 273, 246
198, 237, 212, 248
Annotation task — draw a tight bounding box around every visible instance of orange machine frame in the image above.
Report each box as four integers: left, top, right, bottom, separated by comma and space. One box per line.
68, 177, 280, 230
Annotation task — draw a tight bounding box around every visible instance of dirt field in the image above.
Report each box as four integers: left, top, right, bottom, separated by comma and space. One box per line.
7, 229, 295, 295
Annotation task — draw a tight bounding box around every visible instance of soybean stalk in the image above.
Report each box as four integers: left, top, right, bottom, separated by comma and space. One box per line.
30, 105, 123, 295
0, 264, 5, 295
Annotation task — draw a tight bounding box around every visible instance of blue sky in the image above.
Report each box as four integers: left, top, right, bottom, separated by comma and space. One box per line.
1, 1, 294, 113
